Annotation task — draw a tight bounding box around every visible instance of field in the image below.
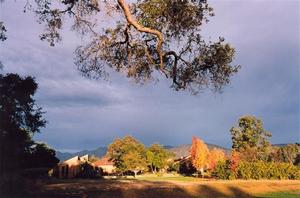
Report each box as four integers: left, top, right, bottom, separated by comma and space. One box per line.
15, 175, 300, 198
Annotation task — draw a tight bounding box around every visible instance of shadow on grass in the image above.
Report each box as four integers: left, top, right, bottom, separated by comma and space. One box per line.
0, 177, 265, 198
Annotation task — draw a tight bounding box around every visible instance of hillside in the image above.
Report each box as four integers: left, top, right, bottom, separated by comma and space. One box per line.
56, 147, 107, 161
55, 143, 299, 161
167, 144, 231, 158
55, 144, 230, 161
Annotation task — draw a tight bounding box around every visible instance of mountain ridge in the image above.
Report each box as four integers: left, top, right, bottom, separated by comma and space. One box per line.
55, 143, 230, 161
55, 143, 297, 161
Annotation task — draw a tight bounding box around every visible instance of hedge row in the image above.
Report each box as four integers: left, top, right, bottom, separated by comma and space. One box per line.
212, 161, 300, 180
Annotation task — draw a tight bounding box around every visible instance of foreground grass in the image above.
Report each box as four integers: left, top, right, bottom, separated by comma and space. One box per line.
136, 174, 203, 182
3, 176, 299, 198
256, 191, 300, 198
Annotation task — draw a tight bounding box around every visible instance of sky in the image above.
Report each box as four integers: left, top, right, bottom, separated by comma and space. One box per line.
0, 0, 299, 152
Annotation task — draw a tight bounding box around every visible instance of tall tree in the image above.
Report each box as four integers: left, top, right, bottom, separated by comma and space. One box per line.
107, 135, 147, 176
123, 149, 147, 177
230, 115, 271, 161
146, 143, 174, 173
0, 73, 46, 176
2, 0, 240, 93
190, 136, 209, 176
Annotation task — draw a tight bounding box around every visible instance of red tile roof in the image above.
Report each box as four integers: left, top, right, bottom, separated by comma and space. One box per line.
94, 157, 114, 166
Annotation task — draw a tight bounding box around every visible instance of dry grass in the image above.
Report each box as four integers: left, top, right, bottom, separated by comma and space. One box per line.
9, 177, 300, 198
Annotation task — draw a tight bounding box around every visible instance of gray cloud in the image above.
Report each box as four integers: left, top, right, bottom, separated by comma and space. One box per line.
0, 0, 299, 151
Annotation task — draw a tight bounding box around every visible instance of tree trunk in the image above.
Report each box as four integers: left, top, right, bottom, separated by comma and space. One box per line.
133, 170, 138, 178
200, 167, 204, 178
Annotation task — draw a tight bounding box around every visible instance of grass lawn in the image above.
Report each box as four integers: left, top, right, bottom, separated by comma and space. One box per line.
136, 174, 204, 182
3, 176, 299, 198
256, 191, 300, 198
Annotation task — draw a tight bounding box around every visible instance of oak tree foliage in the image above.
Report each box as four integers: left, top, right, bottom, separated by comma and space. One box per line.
0, 73, 58, 177
231, 115, 271, 151
146, 143, 174, 173
4, 0, 240, 93
0, 21, 6, 42
230, 115, 272, 161
106, 135, 147, 176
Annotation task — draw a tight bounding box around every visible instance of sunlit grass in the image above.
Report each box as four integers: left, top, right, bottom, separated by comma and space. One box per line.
135, 174, 205, 182
256, 191, 300, 198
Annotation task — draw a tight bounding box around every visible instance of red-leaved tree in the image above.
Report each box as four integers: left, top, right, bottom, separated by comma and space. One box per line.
208, 148, 225, 170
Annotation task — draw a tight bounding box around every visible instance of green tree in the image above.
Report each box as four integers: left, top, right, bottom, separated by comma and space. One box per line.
146, 143, 174, 173
230, 115, 272, 161
24, 143, 59, 169
107, 136, 147, 176
276, 144, 300, 165
0, 73, 46, 177
123, 149, 147, 177
2, 0, 240, 93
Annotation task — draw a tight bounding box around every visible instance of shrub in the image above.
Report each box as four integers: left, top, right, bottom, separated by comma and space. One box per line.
212, 161, 234, 180
168, 162, 180, 173
211, 160, 300, 180
179, 159, 197, 176
236, 161, 300, 180
77, 162, 100, 178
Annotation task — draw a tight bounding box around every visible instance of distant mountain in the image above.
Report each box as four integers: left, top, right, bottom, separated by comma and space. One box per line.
272, 143, 300, 148
167, 144, 231, 158
56, 143, 296, 161
56, 147, 107, 162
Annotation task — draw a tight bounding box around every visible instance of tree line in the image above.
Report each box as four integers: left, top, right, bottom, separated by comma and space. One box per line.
0, 72, 299, 182
187, 115, 300, 179
105, 115, 299, 179
107, 136, 174, 177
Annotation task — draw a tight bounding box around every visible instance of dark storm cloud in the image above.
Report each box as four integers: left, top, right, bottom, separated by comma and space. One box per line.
0, 0, 299, 151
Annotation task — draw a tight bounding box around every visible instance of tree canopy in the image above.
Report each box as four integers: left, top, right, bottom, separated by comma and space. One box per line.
0, 21, 6, 42
231, 115, 271, 151
2, 0, 240, 93
0, 73, 50, 176
230, 115, 272, 161
190, 136, 209, 174
24, 143, 59, 169
269, 144, 300, 165
106, 136, 147, 176
146, 143, 174, 173
207, 148, 225, 170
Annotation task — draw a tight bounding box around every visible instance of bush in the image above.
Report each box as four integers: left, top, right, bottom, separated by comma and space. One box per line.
21, 168, 50, 179
212, 161, 234, 180
211, 161, 300, 180
236, 161, 300, 180
168, 162, 180, 173
179, 159, 197, 176
0, 173, 28, 197
77, 162, 100, 178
